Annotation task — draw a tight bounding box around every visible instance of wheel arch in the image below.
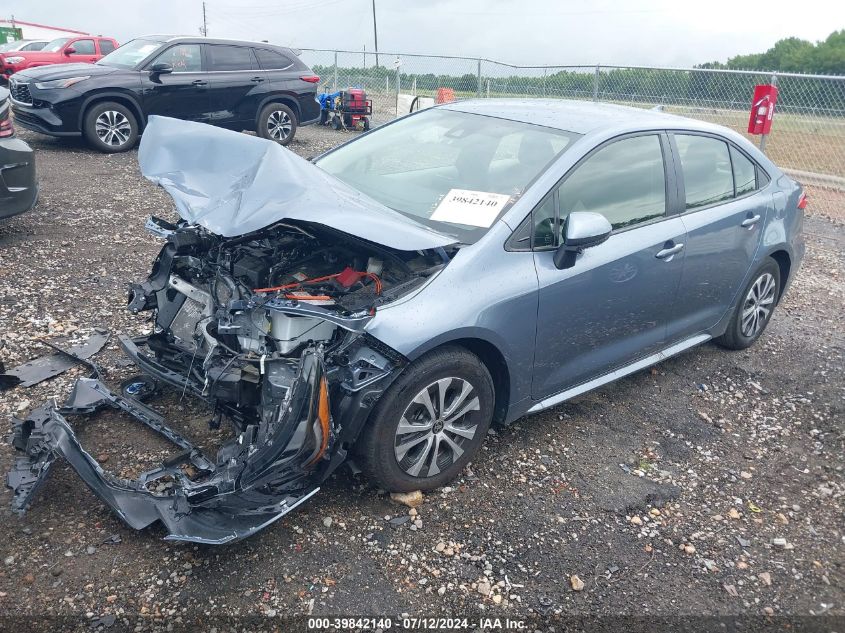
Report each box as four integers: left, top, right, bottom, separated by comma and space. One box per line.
404, 335, 512, 425
78, 93, 145, 131
257, 94, 301, 121
767, 249, 791, 302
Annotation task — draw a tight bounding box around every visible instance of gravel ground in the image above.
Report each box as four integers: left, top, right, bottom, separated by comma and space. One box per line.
0, 123, 842, 632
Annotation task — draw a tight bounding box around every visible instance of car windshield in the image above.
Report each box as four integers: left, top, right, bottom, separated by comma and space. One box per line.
316, 108, 578, 243
98, 38, 164, 69
0, 41, 23, 52
42, 37, 71, 53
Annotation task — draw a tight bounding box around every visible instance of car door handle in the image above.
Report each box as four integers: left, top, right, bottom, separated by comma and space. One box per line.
250, 76, 265, 83
741, 214, 761, 228
655, 243, 684, 260
191, 79, 208, 86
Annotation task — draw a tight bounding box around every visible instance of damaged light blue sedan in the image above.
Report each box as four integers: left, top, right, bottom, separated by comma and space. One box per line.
8, 100, 806, 543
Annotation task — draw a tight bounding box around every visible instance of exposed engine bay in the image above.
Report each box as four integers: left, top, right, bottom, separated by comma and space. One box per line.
128, 216, 447, 429
7, 216, 451, 544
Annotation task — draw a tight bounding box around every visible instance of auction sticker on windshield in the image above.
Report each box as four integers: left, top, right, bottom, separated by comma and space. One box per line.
430, 189, 511, 227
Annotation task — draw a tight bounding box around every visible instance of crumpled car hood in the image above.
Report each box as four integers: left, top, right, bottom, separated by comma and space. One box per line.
138, 116, 456, 251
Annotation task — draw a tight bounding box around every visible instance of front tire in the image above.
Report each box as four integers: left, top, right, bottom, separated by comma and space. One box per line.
83, 102, 139, 153
358, 347, 495, 492
256, 103, 297, 145
715, 258, 781, 350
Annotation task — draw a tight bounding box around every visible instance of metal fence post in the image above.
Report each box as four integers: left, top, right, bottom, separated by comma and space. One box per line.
333, 51, 338, 91
593, 64, 600, 102
760, 73, 778, 154
395, 59, 401, 112
477, 58, 482, 98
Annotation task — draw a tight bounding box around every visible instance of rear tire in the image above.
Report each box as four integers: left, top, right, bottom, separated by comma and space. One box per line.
83, 102, 139, 153
256, 103, 297, 145
715, 258, 781, 350
358, 347, 494, 492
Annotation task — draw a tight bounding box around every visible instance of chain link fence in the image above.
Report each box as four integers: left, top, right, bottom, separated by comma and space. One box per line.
299, 48, 845, 220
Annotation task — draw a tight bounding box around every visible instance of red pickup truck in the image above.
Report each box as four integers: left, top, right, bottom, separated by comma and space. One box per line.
0, 36, 119, 83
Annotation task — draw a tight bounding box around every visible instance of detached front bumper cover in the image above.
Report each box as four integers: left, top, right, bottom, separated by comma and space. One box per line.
7, 348, 331, 545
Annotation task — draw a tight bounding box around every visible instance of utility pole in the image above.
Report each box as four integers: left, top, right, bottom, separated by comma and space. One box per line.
371, 0, 379, 68
201, 2, 208, 37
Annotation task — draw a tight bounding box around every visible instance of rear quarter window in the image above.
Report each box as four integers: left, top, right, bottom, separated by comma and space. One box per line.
254, 48, 294, 70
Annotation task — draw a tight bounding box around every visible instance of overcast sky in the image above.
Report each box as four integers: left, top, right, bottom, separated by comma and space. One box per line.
10, 0, 844, 67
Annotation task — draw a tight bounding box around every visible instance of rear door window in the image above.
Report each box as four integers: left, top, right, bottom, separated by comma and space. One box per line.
71, 39, 95, 55
675, 134, 734, 209
99, 40, 116, 55
206, 45, 256, 71
254, 48, 293, 70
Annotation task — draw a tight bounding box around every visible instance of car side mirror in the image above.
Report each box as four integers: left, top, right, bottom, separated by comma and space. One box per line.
64, 47, 76, 56
149, 62, 173, 75
552, 211, 613, 270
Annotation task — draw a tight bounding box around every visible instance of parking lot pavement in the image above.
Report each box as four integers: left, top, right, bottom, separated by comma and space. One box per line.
0, 125, 842, 627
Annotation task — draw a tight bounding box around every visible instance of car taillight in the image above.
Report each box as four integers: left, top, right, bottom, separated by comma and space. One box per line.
0, 118, 13, 138
300, 75, 320, 83
797, 191, 808, 209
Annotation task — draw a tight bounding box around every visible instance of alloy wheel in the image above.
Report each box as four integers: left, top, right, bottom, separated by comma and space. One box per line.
266, 110, 292, 141
95, 110, 132, 147
740, 272, 776, 337
393, 377, 481, 478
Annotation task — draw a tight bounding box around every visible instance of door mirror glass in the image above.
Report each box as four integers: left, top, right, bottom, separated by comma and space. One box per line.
64, 46, 75, 55
149, 62, 173, 74
553, 211, 612, 269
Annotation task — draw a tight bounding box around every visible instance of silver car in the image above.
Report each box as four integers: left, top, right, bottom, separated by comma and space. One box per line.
9, 101, 805, 543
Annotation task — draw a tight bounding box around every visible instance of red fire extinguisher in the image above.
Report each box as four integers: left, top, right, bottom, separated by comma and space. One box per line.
747, 84, 778, 151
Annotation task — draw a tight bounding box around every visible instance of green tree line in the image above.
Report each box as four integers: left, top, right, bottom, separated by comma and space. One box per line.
700, 30, 845, 75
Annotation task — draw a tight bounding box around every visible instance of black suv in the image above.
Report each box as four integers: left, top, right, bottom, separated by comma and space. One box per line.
9, 36, 321, 152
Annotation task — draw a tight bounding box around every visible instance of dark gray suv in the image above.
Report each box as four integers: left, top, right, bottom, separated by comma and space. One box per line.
0, 84, 36, 218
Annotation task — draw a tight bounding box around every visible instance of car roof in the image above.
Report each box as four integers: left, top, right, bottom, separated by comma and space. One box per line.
135, 34, 292, 51
442, 98, 724, 136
